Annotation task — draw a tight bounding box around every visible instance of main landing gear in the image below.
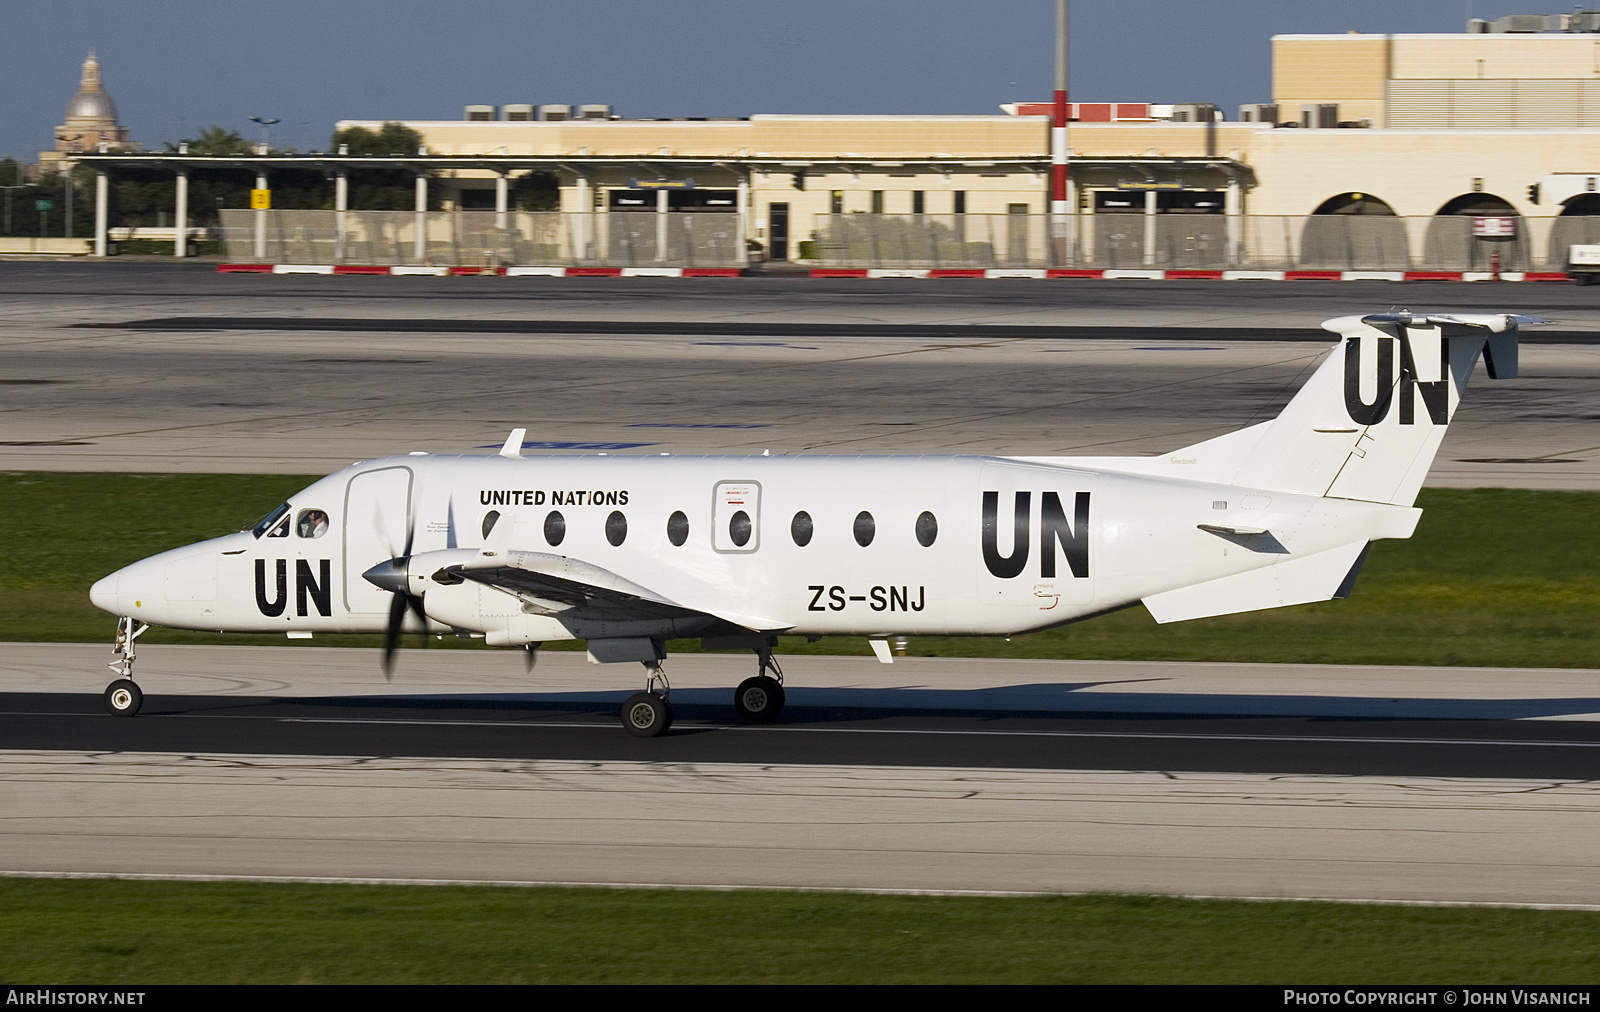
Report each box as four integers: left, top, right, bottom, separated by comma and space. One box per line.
618, 641, 790, 736
622, 662, 673, 738
104, 616, 147, 717
733, 644, 785, 724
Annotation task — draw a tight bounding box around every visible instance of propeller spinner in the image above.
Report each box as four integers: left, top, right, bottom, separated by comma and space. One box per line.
362, 556, 428, 678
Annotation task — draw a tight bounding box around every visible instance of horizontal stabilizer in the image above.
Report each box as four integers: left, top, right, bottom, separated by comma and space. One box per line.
1142, 540, 1369, 624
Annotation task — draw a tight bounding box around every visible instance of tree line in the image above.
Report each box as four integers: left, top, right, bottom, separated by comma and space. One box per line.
0, 123, 557, 237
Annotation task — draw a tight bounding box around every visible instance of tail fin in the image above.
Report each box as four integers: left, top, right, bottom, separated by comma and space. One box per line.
1222, 312, 1538, 506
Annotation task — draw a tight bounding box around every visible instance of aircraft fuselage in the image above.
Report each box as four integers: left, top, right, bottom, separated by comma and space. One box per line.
91, 452, 1413, 644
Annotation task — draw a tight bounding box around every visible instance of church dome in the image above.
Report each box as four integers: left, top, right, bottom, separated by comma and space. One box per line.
64, 52, 117, 124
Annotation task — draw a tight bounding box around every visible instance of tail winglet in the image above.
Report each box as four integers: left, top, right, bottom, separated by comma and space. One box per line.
1356, 312, 1545, 380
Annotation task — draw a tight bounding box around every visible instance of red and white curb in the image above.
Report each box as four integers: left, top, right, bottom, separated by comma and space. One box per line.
217, 264, 1573, 282
216, 264, 744, 277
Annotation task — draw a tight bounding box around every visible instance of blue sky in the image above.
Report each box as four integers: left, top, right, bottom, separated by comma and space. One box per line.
0, 1, 1508, 159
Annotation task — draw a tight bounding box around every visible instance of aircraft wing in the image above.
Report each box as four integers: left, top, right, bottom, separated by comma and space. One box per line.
440, 550, 793, 632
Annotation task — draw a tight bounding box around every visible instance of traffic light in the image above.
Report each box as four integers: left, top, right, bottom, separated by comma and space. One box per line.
791, 172, 805, 190
1528, 183, 1541, 205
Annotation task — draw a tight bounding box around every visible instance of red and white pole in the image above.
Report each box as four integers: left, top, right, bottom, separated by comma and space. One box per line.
1050, 0, 1070, 263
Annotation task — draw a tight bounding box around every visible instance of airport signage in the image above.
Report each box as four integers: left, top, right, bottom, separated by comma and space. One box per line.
1115, 180, 1183, 190
627, 179, 696, 190
1472, 216, 1516, 237
250, 189, 272, 210
34, 200, 53, 211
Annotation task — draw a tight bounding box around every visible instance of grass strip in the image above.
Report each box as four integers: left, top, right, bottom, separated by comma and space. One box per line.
2, 879, 1598, 984
2, 473, 1597, 667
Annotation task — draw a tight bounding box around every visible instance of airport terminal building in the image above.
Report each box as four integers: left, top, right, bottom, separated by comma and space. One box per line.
73, 16, 1600, 270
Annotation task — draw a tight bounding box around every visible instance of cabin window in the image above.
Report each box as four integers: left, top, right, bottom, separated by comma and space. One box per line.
606, 511, 628, 546
667, 510, 689, 546
728, 510, 752, 547
249, 502, 290, 539
791, 511, 813, 546
482, 510, 500, 539
296, 509, 329, 539
915, 511, 938, 547
853, 511, 875, 547
544, 511, 566, 546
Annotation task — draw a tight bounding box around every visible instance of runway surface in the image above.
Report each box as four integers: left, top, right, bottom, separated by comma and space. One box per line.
3, 644, 1599, 901
1, 262, 1597, 487
7, 642, 1600, 778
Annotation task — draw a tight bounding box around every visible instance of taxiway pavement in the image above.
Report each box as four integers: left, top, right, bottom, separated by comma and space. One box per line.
8, 751, 1599, 905
0, 263, 1596, 487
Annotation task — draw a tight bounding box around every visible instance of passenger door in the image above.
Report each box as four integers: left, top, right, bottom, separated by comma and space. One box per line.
343, 466, 414, 614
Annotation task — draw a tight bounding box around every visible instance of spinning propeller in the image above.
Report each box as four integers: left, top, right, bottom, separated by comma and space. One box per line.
361, 493, 545, 677
360, 496, 432, 679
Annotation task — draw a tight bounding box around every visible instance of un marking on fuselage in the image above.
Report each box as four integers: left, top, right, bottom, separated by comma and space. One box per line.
982, 491, 1090, 580
255, 559, 332, 617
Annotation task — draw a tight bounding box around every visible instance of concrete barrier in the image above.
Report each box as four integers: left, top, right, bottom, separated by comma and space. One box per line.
0, 238, 91, 255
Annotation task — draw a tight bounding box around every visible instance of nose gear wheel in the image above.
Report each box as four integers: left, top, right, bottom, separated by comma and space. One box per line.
104, 679, 142, 717
103, 617, 147, 718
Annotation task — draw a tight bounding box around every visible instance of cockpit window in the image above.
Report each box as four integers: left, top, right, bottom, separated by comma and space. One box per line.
296, 509, 330, 539
249, 503, 291, 539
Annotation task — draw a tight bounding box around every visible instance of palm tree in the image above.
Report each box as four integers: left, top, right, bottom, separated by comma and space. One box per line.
167, 127, 253, 156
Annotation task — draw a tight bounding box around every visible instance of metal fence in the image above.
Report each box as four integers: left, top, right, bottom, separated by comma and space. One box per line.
809, 213, 1600, 271
218, 208, 1600, 270
218, 209, 746, 267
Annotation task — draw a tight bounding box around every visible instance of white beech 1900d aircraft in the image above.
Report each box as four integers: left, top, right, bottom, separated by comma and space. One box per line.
90, 312, 1535, 736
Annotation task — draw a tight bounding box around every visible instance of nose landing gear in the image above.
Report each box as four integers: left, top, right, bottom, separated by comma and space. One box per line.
104, 616, 147, 717
733, 644, 785, 724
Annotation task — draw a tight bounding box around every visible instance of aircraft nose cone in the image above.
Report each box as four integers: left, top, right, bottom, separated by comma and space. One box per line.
362, 558, 409, 594
89, 571, 121, 614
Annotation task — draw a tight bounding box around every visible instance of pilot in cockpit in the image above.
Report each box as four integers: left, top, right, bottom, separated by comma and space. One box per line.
297, 509, 329, 539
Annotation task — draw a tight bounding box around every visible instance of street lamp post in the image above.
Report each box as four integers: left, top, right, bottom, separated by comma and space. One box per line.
55, 135, 82, 239
248, 116, 280, 154
61, 166, 73, 238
